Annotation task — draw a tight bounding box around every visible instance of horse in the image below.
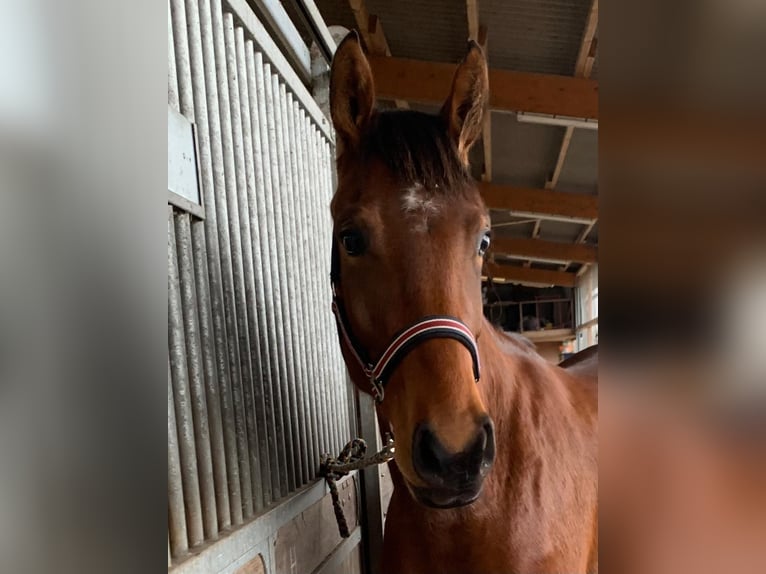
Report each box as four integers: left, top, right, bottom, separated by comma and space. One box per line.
327, 32, 598, 574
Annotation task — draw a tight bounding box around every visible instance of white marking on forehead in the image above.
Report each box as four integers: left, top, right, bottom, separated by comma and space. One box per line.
401, 183, 441, 232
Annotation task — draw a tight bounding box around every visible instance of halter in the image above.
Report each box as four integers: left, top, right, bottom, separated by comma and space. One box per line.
330, 237, 481, 403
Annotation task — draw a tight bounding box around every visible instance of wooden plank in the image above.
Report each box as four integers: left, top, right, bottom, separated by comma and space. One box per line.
485, 263, 576, 287
574, 0, 599, 78
466, 0, 480, 40
365, 15, 390, 55
274, 476, 359, 574
465, 0, 491, 181
523, 328, 575, 343
347, 1, 408, 108
492, 237, 597, 264
546, 126, 574, 190
477, 25, 492, 182
368, 55, 598, 119
577, 317, 599, 330
314, 529, 362, 574
561, 220, 598, 271
171, 472, 357, 574
481, 182, 598, 220
234, 554, 266, 574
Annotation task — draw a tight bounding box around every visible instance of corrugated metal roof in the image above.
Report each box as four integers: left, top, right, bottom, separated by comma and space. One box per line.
557, 128, 598, 194
364, 0, 469, 63
537, 220, 586, 243
481, 0, 592, 75
491, 113, 564, 189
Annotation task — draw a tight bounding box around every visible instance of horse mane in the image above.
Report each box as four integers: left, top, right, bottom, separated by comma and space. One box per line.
494, 327, 537, 355
360, 110, 472, 192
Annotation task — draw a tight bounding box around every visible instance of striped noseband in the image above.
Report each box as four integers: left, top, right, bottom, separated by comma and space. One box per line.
330, 237, 481, 403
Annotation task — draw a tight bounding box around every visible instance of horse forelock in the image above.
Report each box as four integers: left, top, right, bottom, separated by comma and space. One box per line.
360, 110, 472, 193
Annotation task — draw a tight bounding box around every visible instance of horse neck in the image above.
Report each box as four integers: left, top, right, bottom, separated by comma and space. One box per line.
477, 321, 581, 474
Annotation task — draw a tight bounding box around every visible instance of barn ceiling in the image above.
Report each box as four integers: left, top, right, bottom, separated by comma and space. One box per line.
296, 0, 599, 287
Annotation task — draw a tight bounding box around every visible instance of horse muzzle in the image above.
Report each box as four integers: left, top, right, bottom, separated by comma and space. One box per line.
409, 416, 495, 508
410, 481, 485, 509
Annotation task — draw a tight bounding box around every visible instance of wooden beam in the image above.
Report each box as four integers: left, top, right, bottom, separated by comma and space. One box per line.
561, 220, 598, 271
485, 263, 576, 287
466, 0, 480, 40
574, 0, 599, 78
348, 1, 408, 109
348, 0, 374, 44
577, 263, 592, 277
546, 127, 575, 190
491, 219, 539, 228
365, 15, 389, 55
466, 0, 491, 181
368, 55, 598, 119
478, 26, 492, 182
492, 237, 597, 264
480, 182, 598, 220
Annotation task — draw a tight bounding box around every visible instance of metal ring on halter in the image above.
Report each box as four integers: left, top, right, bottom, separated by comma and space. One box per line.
370, 378, 385, 403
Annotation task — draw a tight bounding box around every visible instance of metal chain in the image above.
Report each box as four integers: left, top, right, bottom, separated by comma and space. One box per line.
320, 434, 395, 538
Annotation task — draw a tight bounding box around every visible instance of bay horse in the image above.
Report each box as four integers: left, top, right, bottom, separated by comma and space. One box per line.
328, 33, 598, 574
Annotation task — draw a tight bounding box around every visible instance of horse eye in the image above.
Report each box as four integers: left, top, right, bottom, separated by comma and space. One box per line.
340, 229, 366, 256
478, 233, 491, 257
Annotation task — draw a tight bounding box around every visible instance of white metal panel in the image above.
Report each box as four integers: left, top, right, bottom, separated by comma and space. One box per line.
168, 0, 355, 567
168, 107, 201, 206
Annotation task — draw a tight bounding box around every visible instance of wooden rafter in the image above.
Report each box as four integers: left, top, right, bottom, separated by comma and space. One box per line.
491, 237, 597, 264
466, 0, 492, 182
484, 263, 576, 288
567, 221, 598, 275
549, 0, 598, 190
530, 0, 599, 268
368, 56, 598, 119
347, 0, 408, 109
466, 0, 480, 39
574, 0, 599, 78
480, 183, 598, 221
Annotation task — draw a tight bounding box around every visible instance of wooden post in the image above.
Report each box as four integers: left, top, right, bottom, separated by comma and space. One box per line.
354, 386, 384, 574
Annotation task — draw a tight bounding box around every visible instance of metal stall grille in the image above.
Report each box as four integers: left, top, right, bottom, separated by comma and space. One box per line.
168, 0, 352, 567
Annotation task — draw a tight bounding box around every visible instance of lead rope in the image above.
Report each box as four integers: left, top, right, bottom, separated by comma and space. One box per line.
320, 434, 396, 538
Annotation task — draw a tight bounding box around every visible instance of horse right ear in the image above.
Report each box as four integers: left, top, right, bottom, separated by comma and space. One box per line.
441, 41, 489, 165
330, 31, 376, 149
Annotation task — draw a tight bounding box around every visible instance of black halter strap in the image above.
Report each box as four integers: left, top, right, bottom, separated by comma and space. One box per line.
330, 237, 481, 403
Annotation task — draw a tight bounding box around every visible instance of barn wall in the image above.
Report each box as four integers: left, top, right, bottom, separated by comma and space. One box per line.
168, 0, 359, 571
575, 263, 598, 350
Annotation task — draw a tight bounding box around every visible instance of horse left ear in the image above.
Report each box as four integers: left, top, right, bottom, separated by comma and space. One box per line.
441, 41, 489, 164
330, 31, 376, 151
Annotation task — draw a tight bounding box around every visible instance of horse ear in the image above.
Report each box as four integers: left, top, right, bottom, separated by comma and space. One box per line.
441, 41, 489, 164
330, 31, 376, 149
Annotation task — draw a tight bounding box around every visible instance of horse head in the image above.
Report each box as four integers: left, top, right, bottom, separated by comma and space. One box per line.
329, 32, 495, 509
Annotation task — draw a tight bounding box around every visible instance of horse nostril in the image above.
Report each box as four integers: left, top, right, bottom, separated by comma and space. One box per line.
412, 423, 448, 485
479, 418, 496, 475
